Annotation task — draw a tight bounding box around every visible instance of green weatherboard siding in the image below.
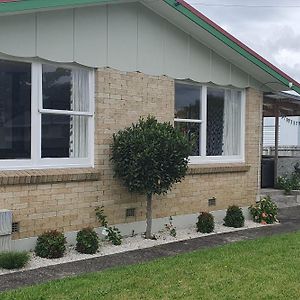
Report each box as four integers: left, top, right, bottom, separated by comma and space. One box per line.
163, 0, 300, 94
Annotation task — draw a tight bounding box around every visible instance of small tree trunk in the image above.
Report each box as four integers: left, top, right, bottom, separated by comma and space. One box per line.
145, 193, 153, 239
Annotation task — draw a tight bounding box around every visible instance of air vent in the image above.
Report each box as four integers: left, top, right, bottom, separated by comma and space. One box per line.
208, 197, 216, 207
126, 208, 136, 218
12, 222, 20, 233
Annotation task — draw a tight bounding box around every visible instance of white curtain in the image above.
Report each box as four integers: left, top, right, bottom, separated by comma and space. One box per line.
69, 69, 89, 158
222, 90, 241, 155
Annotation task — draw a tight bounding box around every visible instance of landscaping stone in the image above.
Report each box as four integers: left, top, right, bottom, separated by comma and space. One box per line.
0, 206, 299, 292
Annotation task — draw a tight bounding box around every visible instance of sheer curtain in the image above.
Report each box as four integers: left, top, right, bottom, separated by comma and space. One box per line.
222, 90, 241, 156
69, 69, 89, 158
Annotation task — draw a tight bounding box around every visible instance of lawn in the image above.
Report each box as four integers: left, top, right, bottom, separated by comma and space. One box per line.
2, 231, 300, 300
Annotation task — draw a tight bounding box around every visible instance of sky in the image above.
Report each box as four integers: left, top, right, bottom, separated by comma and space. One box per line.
187, 0, 300, 83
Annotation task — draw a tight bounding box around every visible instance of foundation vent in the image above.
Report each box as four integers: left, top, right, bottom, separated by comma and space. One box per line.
126, 208, 136, 218
12, 222, 20, 233
208, 197, 216, 207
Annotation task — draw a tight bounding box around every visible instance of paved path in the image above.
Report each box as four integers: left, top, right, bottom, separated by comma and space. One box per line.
1, 206, 300, 292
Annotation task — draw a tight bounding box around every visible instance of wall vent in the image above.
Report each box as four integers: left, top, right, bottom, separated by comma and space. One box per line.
208, 197, 216, 207
126, 208, 136, 218
12, 222, 20, 233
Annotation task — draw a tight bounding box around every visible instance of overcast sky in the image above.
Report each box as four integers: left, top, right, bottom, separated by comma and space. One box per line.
187, 0, 300, 82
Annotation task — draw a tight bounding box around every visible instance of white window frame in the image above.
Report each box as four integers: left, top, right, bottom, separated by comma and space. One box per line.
175, 81, 245, 164
0, 59, 94, 170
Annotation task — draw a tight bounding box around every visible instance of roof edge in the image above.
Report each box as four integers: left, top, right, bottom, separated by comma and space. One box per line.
164, 0, 300, 94
0, 0, 116, 13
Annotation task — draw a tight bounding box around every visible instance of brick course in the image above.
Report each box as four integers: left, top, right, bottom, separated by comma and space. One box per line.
0, 68, 263, 240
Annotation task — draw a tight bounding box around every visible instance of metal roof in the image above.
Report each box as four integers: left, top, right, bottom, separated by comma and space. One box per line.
1, 0, 300, 94
264, 92, 300, 117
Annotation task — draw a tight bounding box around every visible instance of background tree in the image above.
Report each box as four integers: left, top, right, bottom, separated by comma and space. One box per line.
111, 116, 191, 239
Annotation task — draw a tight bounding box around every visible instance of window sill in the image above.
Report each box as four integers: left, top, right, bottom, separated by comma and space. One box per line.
0, 168, 100, 186
187, 164, 251, 175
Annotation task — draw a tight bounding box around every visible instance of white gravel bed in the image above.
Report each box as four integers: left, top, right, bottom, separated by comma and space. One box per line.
0, 220, 272, 276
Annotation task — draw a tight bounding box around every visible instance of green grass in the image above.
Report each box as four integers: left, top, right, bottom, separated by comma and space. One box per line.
2, 232, 300, 300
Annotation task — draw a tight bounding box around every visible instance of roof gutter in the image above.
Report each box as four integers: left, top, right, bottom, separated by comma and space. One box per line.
163, 0, 300, 94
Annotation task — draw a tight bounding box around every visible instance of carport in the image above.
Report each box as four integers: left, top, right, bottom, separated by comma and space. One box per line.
263, 92, 300, 187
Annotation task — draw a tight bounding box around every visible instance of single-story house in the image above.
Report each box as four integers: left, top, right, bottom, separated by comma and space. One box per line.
0, 0, 299, 250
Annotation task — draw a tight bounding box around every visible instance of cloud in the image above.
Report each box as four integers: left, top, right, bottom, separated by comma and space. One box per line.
188, 0, 300, 82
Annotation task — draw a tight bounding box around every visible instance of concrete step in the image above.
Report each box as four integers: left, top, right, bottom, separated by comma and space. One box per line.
260, 189, 300, 208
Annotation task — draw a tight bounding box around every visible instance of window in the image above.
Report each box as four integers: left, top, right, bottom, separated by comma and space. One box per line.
0, 59, 94, 170
175, 82, 244, 164
0, 60, 31, 160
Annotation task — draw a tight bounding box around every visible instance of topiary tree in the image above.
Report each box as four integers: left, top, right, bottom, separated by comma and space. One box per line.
111, 116, 191, 239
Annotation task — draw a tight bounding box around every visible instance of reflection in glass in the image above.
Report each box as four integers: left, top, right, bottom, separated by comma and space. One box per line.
175, 83, 201, 120
42, 114, 88, 158
42, 65, 90, 112
0, 60, 31, 159
175, 122, 200, 156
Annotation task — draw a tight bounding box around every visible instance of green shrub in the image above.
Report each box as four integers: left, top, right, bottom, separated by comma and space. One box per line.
35, 230, 66, 259
0, 251, 30, 270
196, 212, 214, 233
223, 205, 245, 228
95, 206, 122, 246
277, 173, 300, 194
249, 196, 278, 224
76, 227, 99, 254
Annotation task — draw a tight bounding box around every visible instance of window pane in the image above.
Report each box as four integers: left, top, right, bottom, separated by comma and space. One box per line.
42, 65, 89, 112
175, 83, 201, 120
207, 88, 241, 156
42, 114, 88, 158
0, 60, 31, 159
175, 122, 200, 156
206, 88, 224, 156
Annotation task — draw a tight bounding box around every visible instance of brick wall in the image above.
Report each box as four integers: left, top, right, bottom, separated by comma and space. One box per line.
0, 68, 263, 240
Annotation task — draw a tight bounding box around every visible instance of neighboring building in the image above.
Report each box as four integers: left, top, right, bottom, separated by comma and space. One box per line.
263, 117, 300, 147
0, 0, 300, 250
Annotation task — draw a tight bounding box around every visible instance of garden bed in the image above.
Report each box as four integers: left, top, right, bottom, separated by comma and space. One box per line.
0, 219, 274, 276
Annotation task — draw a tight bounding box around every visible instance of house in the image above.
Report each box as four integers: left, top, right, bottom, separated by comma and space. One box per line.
0, 0, 299, 250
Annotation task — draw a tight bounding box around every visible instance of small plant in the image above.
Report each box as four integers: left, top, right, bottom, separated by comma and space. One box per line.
223, 205, 245, 228
76, 227, 99, 254
35, 230, 66, 259
196, 212, 214, 233
277, 173, 300, 194
0, 251, 30, 270
165, 216, 176, 237
95, 206, 122, 246
249, 196, 278, 224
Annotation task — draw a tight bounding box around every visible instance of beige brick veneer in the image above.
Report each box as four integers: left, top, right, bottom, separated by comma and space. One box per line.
0, 68, 263, 240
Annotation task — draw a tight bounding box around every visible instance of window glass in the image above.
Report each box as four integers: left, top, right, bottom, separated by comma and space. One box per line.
175, 122, 201, 156
0, 60, 31, 159
41, 114, 88, 158
175, 83, 201, 120
42, 65, 90, 112
207, 87, 241, 156
206, 88, 225, 156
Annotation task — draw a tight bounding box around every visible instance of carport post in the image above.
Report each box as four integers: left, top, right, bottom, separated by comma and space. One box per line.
274, 104, 279, 186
